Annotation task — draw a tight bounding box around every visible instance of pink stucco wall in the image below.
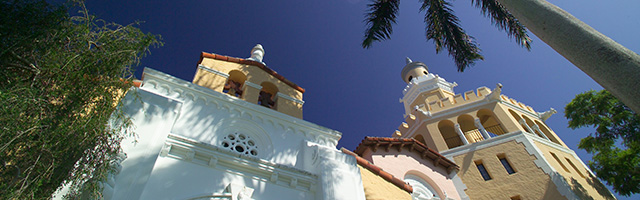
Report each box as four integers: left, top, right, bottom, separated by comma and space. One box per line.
362, 148, 462, 200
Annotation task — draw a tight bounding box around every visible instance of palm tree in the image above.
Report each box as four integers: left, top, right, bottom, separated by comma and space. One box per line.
363, 0, 640, 114
362, 0, 532, 72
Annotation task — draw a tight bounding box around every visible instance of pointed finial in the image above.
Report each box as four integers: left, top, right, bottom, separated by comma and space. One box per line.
406, 57, 413, 64
249, 44, 265, 62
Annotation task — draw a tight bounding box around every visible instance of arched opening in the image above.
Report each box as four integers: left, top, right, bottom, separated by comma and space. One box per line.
522, 115, 541, 137
508, 109, 528, 131
438, 120, 461, 149
258, 82, 278, 109
223, 70, 246, 97
458, 114, 483, 143
404, 173, 442, 199
477, 109, 506, 136
536, 121, 561, 144
414, 134, 426, 145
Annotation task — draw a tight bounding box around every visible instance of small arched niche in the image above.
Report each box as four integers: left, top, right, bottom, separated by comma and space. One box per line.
258, 82, 278, 109
223, 70, 247, 97
438, 120, 461, 149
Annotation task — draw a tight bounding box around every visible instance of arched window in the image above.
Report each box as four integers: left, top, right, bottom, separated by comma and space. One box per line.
221, 132, 258, 156
438, 120, 461, 149
508, 109, 528, 131
404, 174, 440, 200
258, 82, 278, 109
521, 115, 538, 135
477, 109, 506, 136
223, 70, 246, 97
536, 121, 561, 144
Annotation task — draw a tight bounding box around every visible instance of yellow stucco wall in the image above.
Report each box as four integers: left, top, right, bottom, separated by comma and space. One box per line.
453, 140, 566, 200
416, 102, 510, 152
193, 58, 303, 118
534, 141, 616, 200
357, 165, 412, 200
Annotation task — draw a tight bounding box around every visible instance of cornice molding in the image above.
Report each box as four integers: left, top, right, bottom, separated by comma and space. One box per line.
163, 134, 318, 192
198, 64, 229, 78
277, 92, 305, 105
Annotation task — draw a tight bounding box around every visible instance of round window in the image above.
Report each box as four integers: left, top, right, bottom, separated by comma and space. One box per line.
222, 133, 258, 156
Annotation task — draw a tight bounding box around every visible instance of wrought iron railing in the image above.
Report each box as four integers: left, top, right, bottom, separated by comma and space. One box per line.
485, 124, 506, 136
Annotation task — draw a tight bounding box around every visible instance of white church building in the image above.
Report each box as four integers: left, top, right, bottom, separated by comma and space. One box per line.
101, 45, 366, 200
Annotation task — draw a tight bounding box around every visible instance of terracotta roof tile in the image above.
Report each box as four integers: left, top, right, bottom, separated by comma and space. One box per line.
354, 136, 459, 173
341, 148, 413, 193
200, 52, 305, 93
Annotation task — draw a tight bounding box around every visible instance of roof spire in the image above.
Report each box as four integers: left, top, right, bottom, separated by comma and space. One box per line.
249, 44, 265, 63
406, 57, 413, 64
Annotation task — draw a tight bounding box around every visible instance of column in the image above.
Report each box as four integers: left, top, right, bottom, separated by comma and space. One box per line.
531, 124, 550, 140
474, 119, 491, 139
242, 81, 262, 104
454, 124, 469, 145
518, 119, 536, 135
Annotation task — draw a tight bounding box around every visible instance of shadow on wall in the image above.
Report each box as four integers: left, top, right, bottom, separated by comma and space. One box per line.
456, 145, 479, 178
586, 173, 615, 199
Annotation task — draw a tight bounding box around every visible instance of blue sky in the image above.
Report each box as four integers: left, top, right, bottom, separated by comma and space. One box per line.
86, 0, 639, 199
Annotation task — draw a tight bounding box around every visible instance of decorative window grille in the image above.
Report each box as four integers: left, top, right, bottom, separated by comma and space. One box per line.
221, 133, 258, 156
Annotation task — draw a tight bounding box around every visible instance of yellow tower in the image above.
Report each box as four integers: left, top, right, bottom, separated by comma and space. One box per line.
395, 58, 615, 200
191, 44, 305, 118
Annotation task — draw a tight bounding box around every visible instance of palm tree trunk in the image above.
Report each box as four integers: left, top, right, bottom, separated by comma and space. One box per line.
496, 0, 640, 113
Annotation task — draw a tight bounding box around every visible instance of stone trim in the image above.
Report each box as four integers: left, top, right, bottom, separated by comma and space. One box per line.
277, 92, 305, 105
244, 81, 262, 90
440, 132, 581, 200
198, 64, 229, 78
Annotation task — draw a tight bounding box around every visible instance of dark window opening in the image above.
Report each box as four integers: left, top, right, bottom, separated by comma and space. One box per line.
475, 161, 492, 181
499, 157, 516, 174
258, 91, 275, 109
408, 76, 413, 82
223, 80, 243, 97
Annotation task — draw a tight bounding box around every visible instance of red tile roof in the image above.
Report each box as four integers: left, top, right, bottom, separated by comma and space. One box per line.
355, 137, 459, 173
200, 52, 306, 93
341, 148, 413, 193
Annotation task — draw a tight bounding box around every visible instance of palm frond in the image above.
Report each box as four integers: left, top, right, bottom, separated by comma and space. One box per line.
472, 0, 532, 50
421, 0, 483, 72
362, 0, 400, 48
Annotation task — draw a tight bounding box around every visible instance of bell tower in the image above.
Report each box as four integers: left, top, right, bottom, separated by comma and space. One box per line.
192, 44, 306, 118
393, 58, 615, 200
399, 57, 458, 118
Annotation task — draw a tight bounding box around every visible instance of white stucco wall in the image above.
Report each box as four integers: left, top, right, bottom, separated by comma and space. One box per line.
103, 68, 365, 200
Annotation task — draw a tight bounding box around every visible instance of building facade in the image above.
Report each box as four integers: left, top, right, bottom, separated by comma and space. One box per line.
385, 58, 616, 200
53, 46, 617, 199
98, 45, 366, 200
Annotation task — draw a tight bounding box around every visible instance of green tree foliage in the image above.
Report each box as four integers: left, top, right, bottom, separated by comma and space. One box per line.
0, 0, 161, 198
565, 90, 640, 196
362, 0, 531, 72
